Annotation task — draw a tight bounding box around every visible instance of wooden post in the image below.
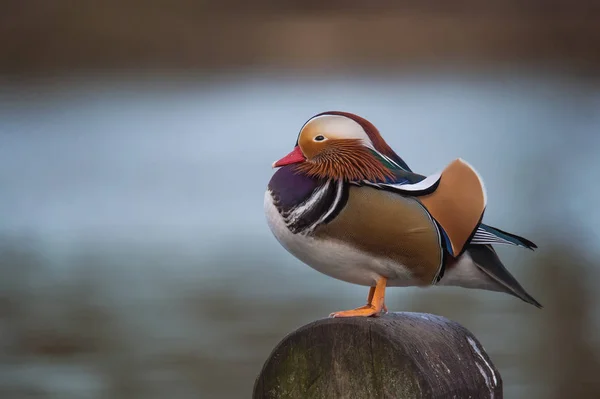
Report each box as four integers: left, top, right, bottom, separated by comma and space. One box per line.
253, 312, 502, 399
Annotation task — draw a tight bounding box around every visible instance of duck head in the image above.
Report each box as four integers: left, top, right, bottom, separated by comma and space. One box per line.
273, 111, 411, 182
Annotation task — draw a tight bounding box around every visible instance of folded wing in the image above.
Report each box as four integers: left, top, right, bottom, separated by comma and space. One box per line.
360, 159, 487, 257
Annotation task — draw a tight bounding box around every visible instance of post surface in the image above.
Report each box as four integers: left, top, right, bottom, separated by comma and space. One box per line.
253, 312, 502, 399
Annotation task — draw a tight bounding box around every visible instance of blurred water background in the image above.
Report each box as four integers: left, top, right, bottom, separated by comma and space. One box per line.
2, 2, 600, 398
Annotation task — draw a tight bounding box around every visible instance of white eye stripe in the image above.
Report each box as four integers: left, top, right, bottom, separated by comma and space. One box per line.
302, 115, 374, 147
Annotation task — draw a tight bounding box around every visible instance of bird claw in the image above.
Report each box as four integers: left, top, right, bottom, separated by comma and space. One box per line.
329, 303, 387, 318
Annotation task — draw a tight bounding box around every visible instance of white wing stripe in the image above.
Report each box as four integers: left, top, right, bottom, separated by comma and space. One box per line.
471, 228, 524, 247
381, 171, 442, 191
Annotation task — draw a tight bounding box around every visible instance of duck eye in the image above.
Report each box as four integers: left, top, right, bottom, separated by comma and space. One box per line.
314, 135, 325, 142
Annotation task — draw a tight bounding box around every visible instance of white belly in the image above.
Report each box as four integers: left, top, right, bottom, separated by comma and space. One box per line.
264, 190, 416, 287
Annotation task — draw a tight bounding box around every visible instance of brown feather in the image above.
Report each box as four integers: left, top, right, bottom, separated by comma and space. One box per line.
295, 139, 394, 182
419, 159, 486, 255
314, 185, 443, 286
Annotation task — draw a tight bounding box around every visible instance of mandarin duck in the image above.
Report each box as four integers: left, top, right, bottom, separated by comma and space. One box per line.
264, 111, 541, 317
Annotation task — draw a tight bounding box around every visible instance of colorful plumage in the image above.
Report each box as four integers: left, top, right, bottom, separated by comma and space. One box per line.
265, 111, 541, 317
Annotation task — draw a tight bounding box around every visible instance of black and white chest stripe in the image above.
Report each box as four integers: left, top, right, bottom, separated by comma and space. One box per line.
273, 179, 349, 235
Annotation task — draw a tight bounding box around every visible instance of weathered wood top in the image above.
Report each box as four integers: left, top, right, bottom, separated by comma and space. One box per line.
254, 312, 501, 399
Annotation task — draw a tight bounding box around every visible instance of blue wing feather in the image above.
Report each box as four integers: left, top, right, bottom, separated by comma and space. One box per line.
472, 224, 537, 250
438, 223, 453, 256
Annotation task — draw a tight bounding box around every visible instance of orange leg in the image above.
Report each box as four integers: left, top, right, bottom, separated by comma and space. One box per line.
330, 277, 387, 318
345, 286, 375, 311
347, 286, 387, 312
366, 286, 375, 303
